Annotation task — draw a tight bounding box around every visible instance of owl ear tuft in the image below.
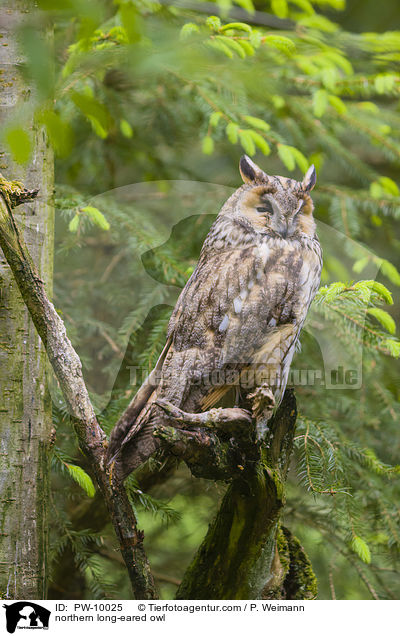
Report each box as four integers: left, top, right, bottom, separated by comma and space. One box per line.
239, 155, 266, 184
302, 164, 316, 192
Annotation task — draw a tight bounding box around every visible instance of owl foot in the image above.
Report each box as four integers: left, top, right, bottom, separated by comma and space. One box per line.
248, 385, 275, 419
155, 398, 252, 435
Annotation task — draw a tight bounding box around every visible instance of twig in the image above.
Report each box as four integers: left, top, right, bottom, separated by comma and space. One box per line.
351, 559, 379, 600
98, 326, 124, 358
328, 566, 336, 600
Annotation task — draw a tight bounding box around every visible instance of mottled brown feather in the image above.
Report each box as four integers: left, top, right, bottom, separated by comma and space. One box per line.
108, 157, 322, 480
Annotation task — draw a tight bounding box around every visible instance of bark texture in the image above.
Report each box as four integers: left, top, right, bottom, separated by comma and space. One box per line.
0, 2, 54, 599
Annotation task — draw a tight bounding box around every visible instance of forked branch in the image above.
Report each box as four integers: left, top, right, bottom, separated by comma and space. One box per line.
0, 180, 157, 600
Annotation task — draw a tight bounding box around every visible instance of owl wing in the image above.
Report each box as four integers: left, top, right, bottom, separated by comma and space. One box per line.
109, 234, 320, 461
160, 236, 320, 411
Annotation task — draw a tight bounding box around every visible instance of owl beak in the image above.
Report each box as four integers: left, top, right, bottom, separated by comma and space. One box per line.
280, 221, 289, 238
274, 217, 289, 238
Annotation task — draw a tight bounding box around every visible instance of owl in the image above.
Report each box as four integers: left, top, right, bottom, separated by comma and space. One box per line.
108, 155, 322, 480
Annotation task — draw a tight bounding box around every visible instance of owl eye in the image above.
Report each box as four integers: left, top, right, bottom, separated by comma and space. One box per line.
256, 201, 274, 214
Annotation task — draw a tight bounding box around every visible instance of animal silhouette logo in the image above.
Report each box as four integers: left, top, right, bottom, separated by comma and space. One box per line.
3, 602, 50, 634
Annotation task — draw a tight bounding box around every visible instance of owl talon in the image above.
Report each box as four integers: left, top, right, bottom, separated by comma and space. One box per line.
248, 385, 275, 419
155, 398, 252, 433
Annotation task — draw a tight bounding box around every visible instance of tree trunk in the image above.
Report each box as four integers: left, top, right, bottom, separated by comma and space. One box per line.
0, 2, 54, 598
175, 392, 317, 600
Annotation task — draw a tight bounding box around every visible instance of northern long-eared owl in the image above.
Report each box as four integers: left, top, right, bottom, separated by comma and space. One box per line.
108, 155, 322, 480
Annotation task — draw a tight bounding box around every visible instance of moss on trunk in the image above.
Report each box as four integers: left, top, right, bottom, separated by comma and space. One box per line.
176, 392, 317, 600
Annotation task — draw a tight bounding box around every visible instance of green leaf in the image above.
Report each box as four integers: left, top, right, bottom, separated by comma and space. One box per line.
220, 22, 252, 33
5, 128, 32, 165
351, 281, 373, 302
374, 74, 396, 95
20, 26, 54, 99
239, 129, 256, 156
322, 0, 345, 7
315, 282, 346, 303
206, 16, 221, 31
237, 40, 255, 56
277, 143, 308, 172
242, 115, 270, 131
364, 281, 393, 305
328, 95, 347, 114
357, 101, 379, 113
249, 29, 262, 48
118, 3, 141, 43
289, 0, 314, 15
247, 130, 271, 155
263, 35, 296, 55
88, 117, 107, 139
278, 144, 307, 172
378, 176, 399, 197
278, 144, 296, 171
81, 206, 110, 230
65, 463, 96, 498
120, 119, 133, 138
180, 22, 200, 40
350, 536, 371, 564
207, 39, 233, 58
233, 0, 255, 14
299, 14, 338, 32
369, 181, 383, 199
271, 0, 288, 19
210, 111, 223, 127
352, 257, 369, 274
371, 215, 382, 227
215, 35, 246, 58
321, 67, 338, 91
226, 122, 239, 144
291, 147, 309, 173
313, 89, 329, 117
324, 50, 353, 76
70, 91, 112, 134
367, 308, 396, 335
37, 110, 74, 157
379, 259, 400, 286
378, 124, 391, 136
272, 95, 285, 109
202, 136, 214, 155
381, 339, 400, 357
68, 214, 80, 233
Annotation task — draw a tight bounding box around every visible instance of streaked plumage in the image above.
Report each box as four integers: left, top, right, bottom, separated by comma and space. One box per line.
108, 156, 322, 480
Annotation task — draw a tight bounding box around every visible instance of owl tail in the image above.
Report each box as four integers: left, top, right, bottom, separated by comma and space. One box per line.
107, 337, 172, 472
108, 392, 177, 481
113, 419, 161, 481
